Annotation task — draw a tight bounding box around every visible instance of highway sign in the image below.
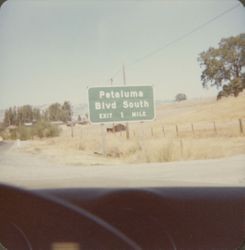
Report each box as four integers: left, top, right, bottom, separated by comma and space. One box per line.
88, 85, 155, 123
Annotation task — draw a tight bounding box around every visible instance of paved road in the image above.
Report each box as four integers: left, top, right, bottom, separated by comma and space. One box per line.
0, 141, 244, 189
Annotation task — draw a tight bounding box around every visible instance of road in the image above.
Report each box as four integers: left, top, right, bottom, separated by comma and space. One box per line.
0, 141, 244, 189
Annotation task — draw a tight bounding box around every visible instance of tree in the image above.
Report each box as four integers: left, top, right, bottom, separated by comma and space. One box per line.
47, 101, 73, 122
42, 109, 49, 121
48, 103, 62, 121
198, 33, 245, 99
3, 101, 72, 128
3, 109, 11, 126
3, 107, 17, 126
3, 105, 43, 127
33, 108, 41, 122
239, 0, 245, 7
21, 105, 33, 123
17, 107, 23, 125
175, 93, 187, 102
62, 101, 72, 122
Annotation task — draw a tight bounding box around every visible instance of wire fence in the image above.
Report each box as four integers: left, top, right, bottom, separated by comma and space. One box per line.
62, 118, 245, 139
128, 119, 245, 139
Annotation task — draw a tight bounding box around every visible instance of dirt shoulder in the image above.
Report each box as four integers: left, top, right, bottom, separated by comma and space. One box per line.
16, 138, 123, 166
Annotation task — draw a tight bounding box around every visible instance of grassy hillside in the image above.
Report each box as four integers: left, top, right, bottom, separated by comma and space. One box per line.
156, 93, 245, 124
19, 93, 245, 165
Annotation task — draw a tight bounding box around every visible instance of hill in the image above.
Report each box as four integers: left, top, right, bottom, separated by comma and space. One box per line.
156, 93, 245, 124
14, 93, 245, 165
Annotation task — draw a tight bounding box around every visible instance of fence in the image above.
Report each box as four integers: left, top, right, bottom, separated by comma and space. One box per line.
127, 119, 244, 139
62, 118, 245, 139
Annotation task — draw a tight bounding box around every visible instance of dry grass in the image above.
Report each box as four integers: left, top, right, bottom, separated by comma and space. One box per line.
20, 93, 245, 165
22, 132, 245, 164
156, 93, 245, 124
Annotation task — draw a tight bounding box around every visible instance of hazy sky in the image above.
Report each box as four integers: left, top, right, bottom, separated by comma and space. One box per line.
0, 0, 244, 109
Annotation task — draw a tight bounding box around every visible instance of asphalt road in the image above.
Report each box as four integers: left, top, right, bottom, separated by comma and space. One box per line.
0, 141, 244, 189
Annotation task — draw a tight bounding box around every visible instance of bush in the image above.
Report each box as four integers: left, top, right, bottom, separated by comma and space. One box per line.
0, 121, 61, 140
32, 121, 61, 138
1, 128, 19, 140
175, 93, 187, 102
0, 123, 5, 140
18, 126, 32, 140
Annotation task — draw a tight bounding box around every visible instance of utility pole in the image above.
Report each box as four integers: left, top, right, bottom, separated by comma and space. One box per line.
123, 65, 126, 86
111, 78, 115, 133
123, 64, 130, 139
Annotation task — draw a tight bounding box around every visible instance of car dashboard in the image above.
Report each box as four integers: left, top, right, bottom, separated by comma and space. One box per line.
0, 184, 244, 249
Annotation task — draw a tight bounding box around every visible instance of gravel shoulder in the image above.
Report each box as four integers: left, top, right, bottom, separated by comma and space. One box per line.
0, 140, 244, 189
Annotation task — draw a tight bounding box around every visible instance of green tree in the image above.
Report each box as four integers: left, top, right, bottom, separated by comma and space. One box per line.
42, 109, 49, 121
48, 103, 63, 121
17, 107, 23, 125
32, 108, 41, 122
198, 33, 245, 99
62, 101, 72, 122
3, 109, 11, 126
3, 107, 17, 126
21, 105, 33, 123
47, 102, 72, 122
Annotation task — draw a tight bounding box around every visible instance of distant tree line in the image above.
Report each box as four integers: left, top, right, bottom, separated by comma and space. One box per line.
3, 101, 72, 127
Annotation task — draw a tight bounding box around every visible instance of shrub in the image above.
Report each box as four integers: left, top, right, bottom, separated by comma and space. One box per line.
140, 139, 176, 162
18, 126, 32, 140
0, 121, 61, 140
175, 93, 187, 102
32, 121, 61, 138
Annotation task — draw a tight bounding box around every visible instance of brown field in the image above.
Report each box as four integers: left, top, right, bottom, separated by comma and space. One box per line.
21, 93, 245, 165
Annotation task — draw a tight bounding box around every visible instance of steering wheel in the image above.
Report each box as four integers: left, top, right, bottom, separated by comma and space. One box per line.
0, 184, 141, 250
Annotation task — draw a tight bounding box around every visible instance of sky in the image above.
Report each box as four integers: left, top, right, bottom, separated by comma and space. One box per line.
0, 0, 244, 109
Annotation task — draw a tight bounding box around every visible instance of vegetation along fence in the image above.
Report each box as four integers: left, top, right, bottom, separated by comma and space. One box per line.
64, 118, 245, 139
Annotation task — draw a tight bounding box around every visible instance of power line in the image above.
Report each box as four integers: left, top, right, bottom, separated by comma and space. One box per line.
109, 3, 240, 81
131, 3, 240, 65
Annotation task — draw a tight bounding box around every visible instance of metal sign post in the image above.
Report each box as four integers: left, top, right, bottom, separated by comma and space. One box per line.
100, 123, 106, 156
88, 84, 155, 156
123, 65, 130, 139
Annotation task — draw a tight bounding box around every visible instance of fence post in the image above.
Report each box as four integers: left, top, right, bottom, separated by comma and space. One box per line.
162, 126, 165, 137
213, 121, 217, 135
112, 123, 115, 133
176, 124, 179, 137
180, 139, 183, 157
126, 123, 130, 139
71, 123, 74, 138
239, 119, 244, 135
191, 123, 195, 137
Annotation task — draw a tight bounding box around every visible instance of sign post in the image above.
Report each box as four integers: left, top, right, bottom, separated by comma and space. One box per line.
122, 65, 130, 139
88, 85, 155, 156
100, 123, 106, 156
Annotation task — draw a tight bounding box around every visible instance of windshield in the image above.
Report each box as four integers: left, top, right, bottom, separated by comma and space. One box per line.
0, 0, 244, 189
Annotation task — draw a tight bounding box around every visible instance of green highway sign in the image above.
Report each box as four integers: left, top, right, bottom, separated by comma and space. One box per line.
88, 85, 155, 123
